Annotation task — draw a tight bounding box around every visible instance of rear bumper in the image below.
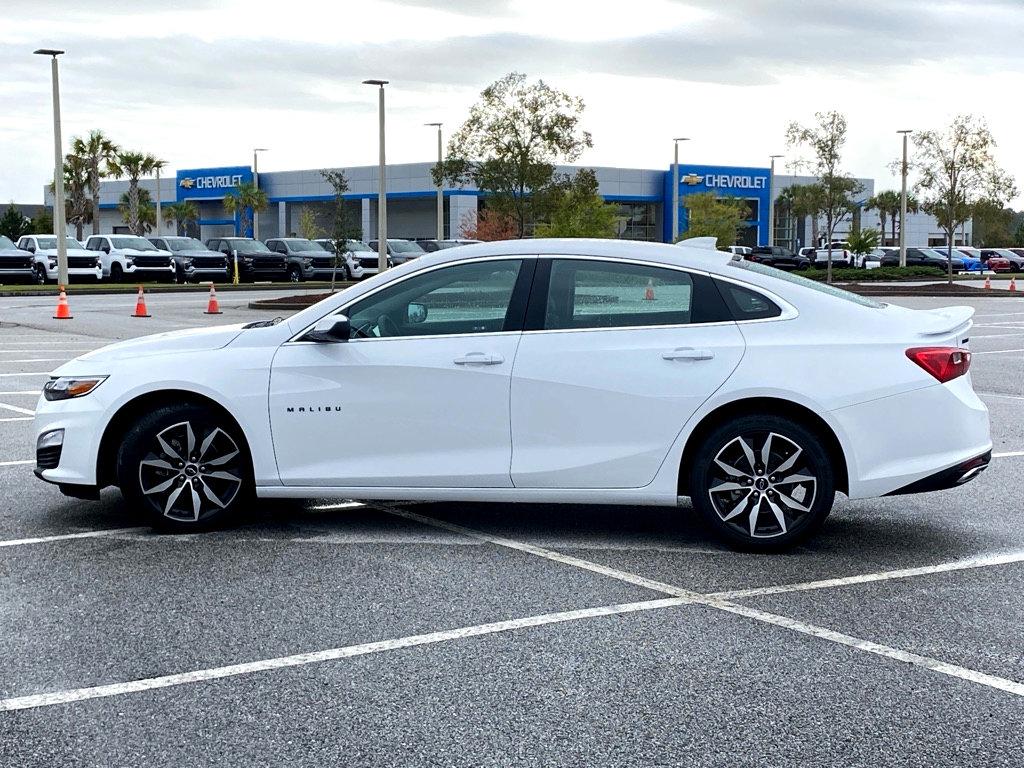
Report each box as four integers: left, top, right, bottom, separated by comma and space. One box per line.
884, 451, 990, 496
832, 376, 992, 499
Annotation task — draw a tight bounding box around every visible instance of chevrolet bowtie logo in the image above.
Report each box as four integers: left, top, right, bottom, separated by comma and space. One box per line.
681, 173, 703, 186
179, 178, 195, 189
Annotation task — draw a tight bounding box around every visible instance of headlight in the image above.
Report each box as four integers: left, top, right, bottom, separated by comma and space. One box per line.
49, 260, 57, 268
43, 376, 107, 401
303, 257, 313, 266
182, 257, 194, 267
94, 258, 102, 268
125, 256, 135, 265
243, 256, 254, 264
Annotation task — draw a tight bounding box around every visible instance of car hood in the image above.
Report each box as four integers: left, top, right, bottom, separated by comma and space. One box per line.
120, 249, 169, 256
35, 248, 92, 257
65, 324, 248, 367
175, 249, 224, 257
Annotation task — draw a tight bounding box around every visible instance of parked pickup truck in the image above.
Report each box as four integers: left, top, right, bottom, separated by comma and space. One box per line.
206, 237, 288, 282
812, 241, 854, 268
0, 235, 36, 284
17, 234, 102, 283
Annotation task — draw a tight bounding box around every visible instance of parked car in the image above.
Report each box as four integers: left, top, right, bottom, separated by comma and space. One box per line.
147, 236, 229, 283
1008, 248, 1024, 265
416, 239, 483, 252
34, 239, 990, 551
84, 235, 174, 282
205, 238, 288, 282
16, 234, 102, 284
979, 249, 1024, 272
264, 238, 327, 282
859, 247, 892, 269
797, 247, 816, 259
812, 242, 854, 268
312, 239, 377, 279
879, 247, 964, 272
726, 246, 752, 257
0, 235, 36, 284
367, 239, 427, 265
747, 246, 810, 270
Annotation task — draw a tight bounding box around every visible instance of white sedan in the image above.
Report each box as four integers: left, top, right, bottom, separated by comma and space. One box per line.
32, 239, 991, 550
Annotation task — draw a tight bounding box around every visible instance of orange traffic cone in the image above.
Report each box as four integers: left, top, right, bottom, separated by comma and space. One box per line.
53, 286, 73, 320
204, 283, 222, 315
644, 278, 656, 301
1010, 277, 1018, 293
984, 275, 991, 290
131, 285, 151, 318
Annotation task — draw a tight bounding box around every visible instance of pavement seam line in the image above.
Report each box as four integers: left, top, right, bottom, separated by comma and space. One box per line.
0, 597, 691, 712
379, 506, 1024, 700
0, 402, 35, 415
0, 527, 148, 548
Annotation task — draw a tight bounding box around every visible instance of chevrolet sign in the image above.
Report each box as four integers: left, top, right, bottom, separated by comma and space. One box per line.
178, 177, 195, 189
681, 173, 703, 185
176, 166, 253, 201
179, 173, 244, 190
705, 174, 766, 190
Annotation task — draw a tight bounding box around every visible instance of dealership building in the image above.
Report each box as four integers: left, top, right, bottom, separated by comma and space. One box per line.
45, 160, 968, 248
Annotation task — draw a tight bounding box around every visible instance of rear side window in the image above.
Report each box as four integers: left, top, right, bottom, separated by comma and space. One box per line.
716, 281, 782, 320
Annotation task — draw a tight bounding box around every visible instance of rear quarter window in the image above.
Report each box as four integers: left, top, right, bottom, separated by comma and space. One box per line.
727, 258, 884, 309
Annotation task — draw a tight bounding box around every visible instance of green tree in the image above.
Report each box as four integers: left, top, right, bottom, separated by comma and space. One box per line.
0, 203, 30, 240
847, 227, 879, 256
71, 130, 120, 236
534, 169, 618, 238
433, 72, 592, 238
971, 199, 1015, 247
118, 189, 156, 234
52, 154, 92, 241
297, 208, 321, 240
777, 183, 826, 250
866, 189, 919, 246
676, 192, 750, 246
108, 151, 165, 235
911, 116, 1017, 283
786, 111, 863, 282
320, 169, 363, 291
222, 181, 268, 238
163, 200, 199, 236
30, 208, 54, 235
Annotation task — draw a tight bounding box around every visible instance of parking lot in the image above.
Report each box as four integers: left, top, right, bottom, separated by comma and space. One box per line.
1, 288, 1023, 766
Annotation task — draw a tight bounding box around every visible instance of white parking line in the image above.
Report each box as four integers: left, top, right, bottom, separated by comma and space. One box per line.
0, 372, 52, 377
0, 596, 691, 712
979, 392, 1024, 401
972, 348, 1024, 355
993, 451, 1024, 458
0, 527, 146, 549
0, 417, 32, 422
0, 391, 40, 396
0, 460, 34, 466
0, 403, 34, 415
0, 358, 67, 363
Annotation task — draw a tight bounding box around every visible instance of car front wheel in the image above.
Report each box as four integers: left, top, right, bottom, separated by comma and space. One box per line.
116, 404, 252, 531
687, 415, 835, 551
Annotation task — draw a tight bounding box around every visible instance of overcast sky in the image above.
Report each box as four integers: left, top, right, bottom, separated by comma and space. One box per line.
3, 0, 1022, 205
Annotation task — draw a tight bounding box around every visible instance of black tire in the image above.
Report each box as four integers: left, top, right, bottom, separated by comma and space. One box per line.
110, 262, 124, 283
338, 263, 351, 281
116, 404, 253, 531
288, 265, 302, 283
687, 414, 835, 552
33, 265, 48, 285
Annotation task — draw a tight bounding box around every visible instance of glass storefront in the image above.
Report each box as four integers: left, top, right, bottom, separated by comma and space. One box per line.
615, 202, 658, 241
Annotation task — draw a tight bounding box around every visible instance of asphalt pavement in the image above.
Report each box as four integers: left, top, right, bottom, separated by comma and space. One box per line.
1, 289, 1022, 767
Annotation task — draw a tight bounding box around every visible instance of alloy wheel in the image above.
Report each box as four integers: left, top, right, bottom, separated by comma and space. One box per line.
138, 420, 243, 522
706, 431, 818, 539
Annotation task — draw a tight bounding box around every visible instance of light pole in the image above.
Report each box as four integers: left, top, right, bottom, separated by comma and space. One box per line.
768, 154, 783, 248
364, 80, 389, 273
671, 137, 690, 242
425, 122, 443, 240
897, 129, 912, 268
252, 147, 268, 239
154, 162, 164, 237
34, 48, 69, 287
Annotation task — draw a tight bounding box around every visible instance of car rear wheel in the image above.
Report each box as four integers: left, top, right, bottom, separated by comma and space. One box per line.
687, 415, 835, 551
116, 404, 253, 531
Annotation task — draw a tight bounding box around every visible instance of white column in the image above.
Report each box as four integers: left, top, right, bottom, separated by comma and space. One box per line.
361, 198, 372, 241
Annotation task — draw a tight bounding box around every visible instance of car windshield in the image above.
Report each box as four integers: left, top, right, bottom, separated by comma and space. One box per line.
228, 239, 271, 253
0, 235, 15, 250
389, 240, 425, 254
33, 236, 83, 250
347, 240, 373, 252
283, 240, 326, 252
111, 237, 158, 251
728, 258, 885, 308
166, 238, 205, 250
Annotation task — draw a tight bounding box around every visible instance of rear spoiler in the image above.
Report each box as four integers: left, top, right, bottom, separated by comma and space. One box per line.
916, 306, 975, 337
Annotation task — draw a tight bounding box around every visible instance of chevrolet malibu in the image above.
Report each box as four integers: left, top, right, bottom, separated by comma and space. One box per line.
32, 239, 991, 550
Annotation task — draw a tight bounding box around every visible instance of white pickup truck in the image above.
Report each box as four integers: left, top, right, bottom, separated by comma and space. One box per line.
813, 241, 855, 268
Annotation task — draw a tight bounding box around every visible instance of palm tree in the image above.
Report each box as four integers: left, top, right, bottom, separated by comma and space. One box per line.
788, 183, 826, 248
52, 153, 92, 240
108, 151, 165, 235
163, 201, 199, 236
118, 189, 156, 234
71, 130, 120, 235
222, 181, 268, 237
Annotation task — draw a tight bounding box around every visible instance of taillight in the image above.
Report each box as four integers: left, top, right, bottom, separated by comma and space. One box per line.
906, 347, 971, 383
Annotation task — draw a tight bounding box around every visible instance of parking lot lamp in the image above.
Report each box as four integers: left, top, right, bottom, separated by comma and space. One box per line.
897, 130, 912, 267
426, 123, 443, 240
768, 154, 783, 248
671, 138, 690, 242
364, 80, 389, 273
34, 48, 69, 287
253, 148, 268, 240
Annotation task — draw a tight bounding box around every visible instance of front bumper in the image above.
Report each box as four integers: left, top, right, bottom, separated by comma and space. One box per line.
32, 391, 107, 487
46, 266, 103, 281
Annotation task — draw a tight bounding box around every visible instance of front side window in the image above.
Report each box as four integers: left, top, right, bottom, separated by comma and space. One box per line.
0, 235, 15, 250
544, 260, 695, 330
345, 259, 523, 339
110, 236, 157, 251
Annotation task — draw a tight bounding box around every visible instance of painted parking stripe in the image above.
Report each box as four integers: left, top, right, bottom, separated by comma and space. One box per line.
0, 403, 34, 415
0, 391, 40, 396
0, 417, 32, 422
0, 460, 34, 466
708, 550, 1024, 600
0, 372, 52, 377
979, 392, 1024, 401
0, 527, 146, 549
972, 348, 1024, 355
0, 358, 68, 363
0, 596, 691, 712
993, 451, 1024, 458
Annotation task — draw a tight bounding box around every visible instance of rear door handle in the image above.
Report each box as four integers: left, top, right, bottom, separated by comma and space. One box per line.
663, 347, 714, 361
453, 352, 505, 366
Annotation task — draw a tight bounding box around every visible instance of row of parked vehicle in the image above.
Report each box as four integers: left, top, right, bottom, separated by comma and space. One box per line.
0, 233, 481, 285
726, 242, 1024, 273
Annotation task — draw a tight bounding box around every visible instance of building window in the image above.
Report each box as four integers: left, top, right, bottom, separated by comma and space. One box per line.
615, 202, 657, 241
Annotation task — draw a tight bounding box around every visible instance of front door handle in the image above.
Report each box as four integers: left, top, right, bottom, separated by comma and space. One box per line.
663, 347, 714, 361
453, 352, 505, 366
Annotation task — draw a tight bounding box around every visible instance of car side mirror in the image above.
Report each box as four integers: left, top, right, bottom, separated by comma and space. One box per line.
407, 303, 428, 324
101, 245, 110, 254
305, 315, 350, 343
27, 245, 36, 253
